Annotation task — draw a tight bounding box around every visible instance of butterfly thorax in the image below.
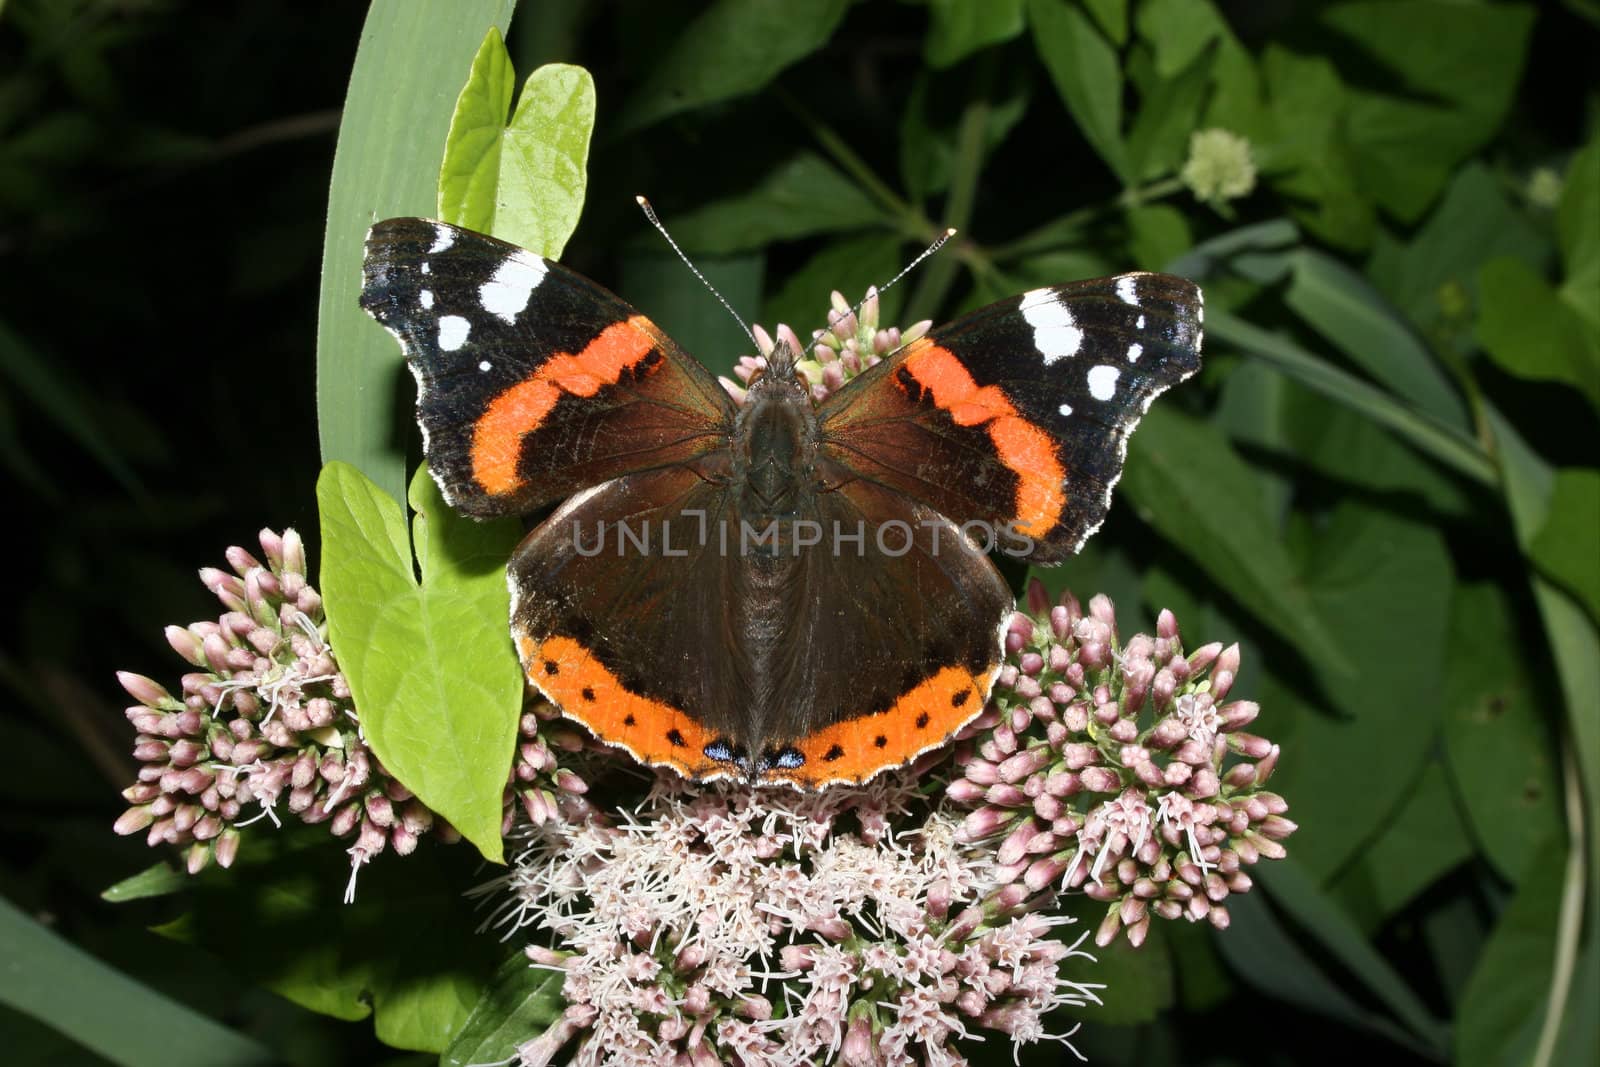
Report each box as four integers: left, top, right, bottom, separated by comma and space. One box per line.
730, 345, 819, 529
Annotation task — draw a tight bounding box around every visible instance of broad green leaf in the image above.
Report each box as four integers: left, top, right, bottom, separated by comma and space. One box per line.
316, 462, 523, 862
648, 153, 885, 256
1441, 583, 1564, 883
1122, 43, 1213, 183
1264, 502, 1452, 879
1367, 163, 1550, 337
1133, 0, 1223, 79
100, 862, 185, 903
1331, 761, 1473, 930
1124, 204, 1192, 272
1221, 869, 1445, 1054
438, 29, 594, 258
0, 895, 273, 1067
1080, 0, 1128, 45
898, 68, 1032, 203
1455, 835, 1567, 1067
1206, 309, 1496, 486
441, 954, 565, 1067
317, 0, 517, 511
156, 829, 503, 1053
1055, 897, 1172, 1024
1259, 46, 1374, 249
1029, 0, 1129, 182
1529, 469, 1600, 624
1285, 248, 1469, 429
922, 0, 1027, 68
615, 0, 850, 134
762, 232, 903, 340
1476, 256, 1600, 408
1319, 1, 1535, 221
1118, 407, 1351, 675
1559, 137, 1600, 331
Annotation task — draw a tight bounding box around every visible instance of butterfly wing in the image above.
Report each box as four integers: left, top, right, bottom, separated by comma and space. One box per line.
361, 218, 736, 518
817, 273, 1202, 563
509, 465, 1012, 788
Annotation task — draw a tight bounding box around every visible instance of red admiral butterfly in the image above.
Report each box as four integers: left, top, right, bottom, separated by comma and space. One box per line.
360, 218, 1202, 788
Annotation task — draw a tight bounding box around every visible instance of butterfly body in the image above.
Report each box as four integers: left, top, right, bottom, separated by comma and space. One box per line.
360, 218, 1203, 789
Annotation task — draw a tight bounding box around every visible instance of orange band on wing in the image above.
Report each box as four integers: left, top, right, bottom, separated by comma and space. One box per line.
519, 633, 724, 781
768, 664, 995, 788
472, 316, 660, 496
901, 340, 1065, 537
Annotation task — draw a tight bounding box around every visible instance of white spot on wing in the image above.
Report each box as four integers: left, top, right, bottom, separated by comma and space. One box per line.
1058, 402, 1074, 417
420, 262, 431, 275
478, 360, 492, 372
1116, 276, 1139, 305
438, 315, 471, 351
1127, 342, 1143, 363
1020, 288, 1083, 363
1136, 314, 1146, 330
1088, 364, 1120, 401
419, 289, 434, 310
480, 254, 548, 323
428, 228, 454, 254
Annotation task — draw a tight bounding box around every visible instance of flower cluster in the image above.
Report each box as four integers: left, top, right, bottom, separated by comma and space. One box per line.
947, 584, 1295, 948
1180, 127, 1257, 207
112, 529, 449, 886
487, 775, 1101, 1067
720, 287, 931, 406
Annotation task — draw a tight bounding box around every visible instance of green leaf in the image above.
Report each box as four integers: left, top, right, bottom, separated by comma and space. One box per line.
316, 462, 523, 862
1318, 1, 1536, 222
440, 954, 565, 1067
157, 829, 503, 1053
1367, 162, 1550, 337
1028, 0, 1129, 182
317, 0, 517, 511
1559, 137, 1600, 331
1124, 204, 1191, 272
100, 862, 185, 903
0, 895, 273, 1067
647, 153, 885, 256
1259, 46, 1374, 249
1263, 502, 1453, 879
1080, 0, 1127, 45
1206, 308, 1497, 486
898, 68, 1032, 203
437, 29, 594, 258
1055, 897, 1172, 1023
1441, 582, 1564, 883
1529, 469, 1600, 624
1476, 256, 1600, 408
615, 0, 850, 134
1285, 248, 1469, 429
922, 0, 1027, 68
1331, 761, 1473, 930
1122, 42, 1214, 183
1132, 0, 1223, 79
1222, 864, 1448, 1055
1118, 407, 1351, 675
1454, 834, 1567, 1067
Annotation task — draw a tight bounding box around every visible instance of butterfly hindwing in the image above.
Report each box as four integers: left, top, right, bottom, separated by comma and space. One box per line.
361, 218, 736, 519
817, 272, 1202, 563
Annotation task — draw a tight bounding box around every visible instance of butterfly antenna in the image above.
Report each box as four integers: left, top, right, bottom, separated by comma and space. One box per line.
802, 227, 957, 358
636, 196, 758, 349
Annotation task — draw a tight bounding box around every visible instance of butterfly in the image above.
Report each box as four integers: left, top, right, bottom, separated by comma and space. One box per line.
360, 218, 1202, 789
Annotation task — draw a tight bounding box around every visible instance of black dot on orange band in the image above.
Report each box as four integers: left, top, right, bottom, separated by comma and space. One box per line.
823, 745, 845, 761
874, 735, 888, 748
543, 660, 559, 676
623, 713, 636, 726
951, 689, 971, 708
915, 712, 930, 729
580, 687, 595, 701
666, 729, 686, 747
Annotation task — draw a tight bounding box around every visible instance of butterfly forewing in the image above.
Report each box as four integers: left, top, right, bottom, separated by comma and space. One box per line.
818, 272, 1202, 563
360, 218, 735, 519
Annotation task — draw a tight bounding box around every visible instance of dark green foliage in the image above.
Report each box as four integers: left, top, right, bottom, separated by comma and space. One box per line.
3, 0, 1596, 1064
